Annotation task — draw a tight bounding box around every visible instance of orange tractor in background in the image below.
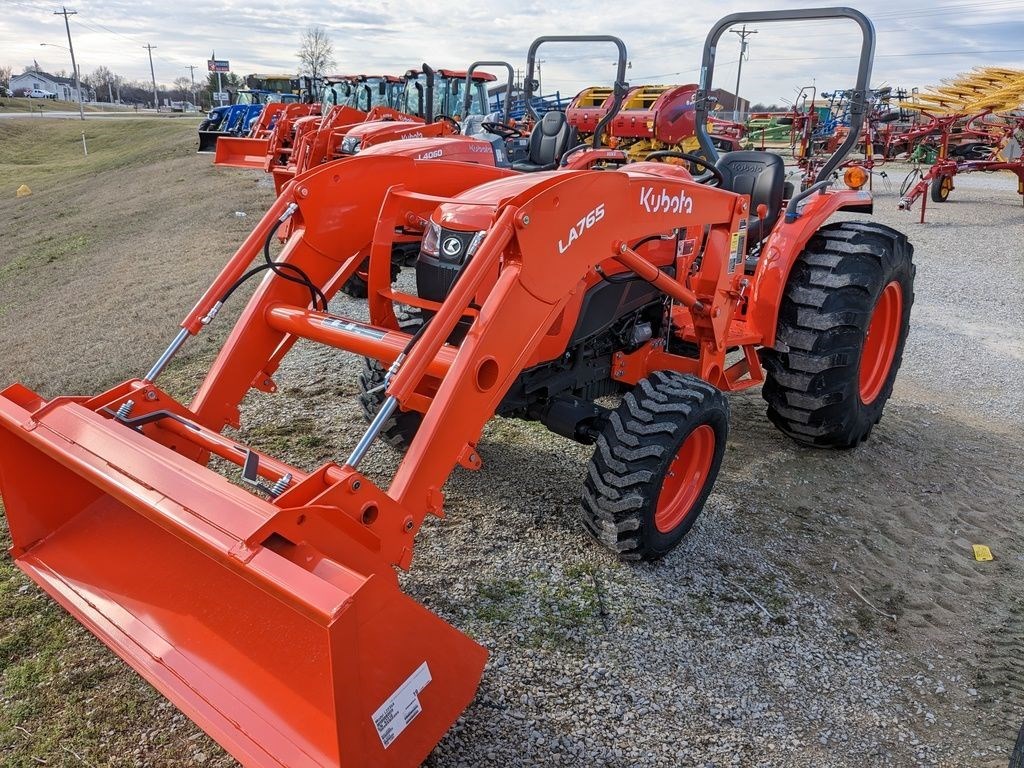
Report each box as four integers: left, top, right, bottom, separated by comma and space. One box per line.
214, 74, 407, 171
0, 8, 913, 768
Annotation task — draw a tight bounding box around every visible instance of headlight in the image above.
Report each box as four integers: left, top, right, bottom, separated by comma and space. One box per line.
340, 136, 362, 154
421, 220, 441, 257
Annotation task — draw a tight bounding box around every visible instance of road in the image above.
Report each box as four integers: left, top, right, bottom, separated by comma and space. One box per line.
0, 109, 200, 120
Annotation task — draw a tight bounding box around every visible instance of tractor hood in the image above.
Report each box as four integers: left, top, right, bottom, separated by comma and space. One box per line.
360, 136, 501, 165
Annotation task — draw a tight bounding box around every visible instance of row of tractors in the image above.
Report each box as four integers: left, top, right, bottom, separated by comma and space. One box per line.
199, 56, 1023, 229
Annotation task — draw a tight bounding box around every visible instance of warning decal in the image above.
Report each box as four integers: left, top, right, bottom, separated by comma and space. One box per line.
372, 662, 432, 749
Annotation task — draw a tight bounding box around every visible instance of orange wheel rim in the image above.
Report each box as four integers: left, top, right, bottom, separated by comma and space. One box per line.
654, 424, 716, 533
859, 281, 903, 404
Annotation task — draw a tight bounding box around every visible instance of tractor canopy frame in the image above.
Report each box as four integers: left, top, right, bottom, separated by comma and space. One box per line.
693, 6, 876, 184
464, 61, 515, 124
522, 35, 630, 149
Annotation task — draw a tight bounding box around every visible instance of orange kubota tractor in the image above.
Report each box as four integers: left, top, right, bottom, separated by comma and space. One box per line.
315, 40, 632, 299
0, 9, 912, 768
214, 74, 407, 170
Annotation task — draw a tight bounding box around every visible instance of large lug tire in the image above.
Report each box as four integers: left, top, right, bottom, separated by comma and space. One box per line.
341, 272, 370, 299
356, 315, 423, 450
581, 372, 729, 561
760, 221, 915, 448
930, 174, 953, 203
341, 255, 402, 299
1010, 721, 1024, 768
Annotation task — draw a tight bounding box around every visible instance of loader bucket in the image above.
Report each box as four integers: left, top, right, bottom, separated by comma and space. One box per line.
0, 384, 486, 768
215, 136, 272, 168
197, 130, 223, 154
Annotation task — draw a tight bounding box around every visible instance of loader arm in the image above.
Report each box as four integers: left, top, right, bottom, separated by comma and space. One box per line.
189, 157, 515, 431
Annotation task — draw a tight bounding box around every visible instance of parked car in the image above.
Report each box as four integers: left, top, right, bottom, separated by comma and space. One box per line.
26, 88, 57, 99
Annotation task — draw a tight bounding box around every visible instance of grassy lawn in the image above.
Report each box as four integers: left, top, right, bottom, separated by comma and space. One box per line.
0, 119, 269, 396
0, 118, 272, 767
0, 97, 137, 113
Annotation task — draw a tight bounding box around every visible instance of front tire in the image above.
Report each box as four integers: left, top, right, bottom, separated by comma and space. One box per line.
581, 372, 728, 561
760, 222, 915, 448
356, 314, 424, 450
341, 255, 402, 299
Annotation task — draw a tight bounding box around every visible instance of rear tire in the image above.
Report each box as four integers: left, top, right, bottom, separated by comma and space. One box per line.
930, 174, 953, 203
581, 372, 728, 561
760, 222, 914, 448
1010, 721, 1024, 768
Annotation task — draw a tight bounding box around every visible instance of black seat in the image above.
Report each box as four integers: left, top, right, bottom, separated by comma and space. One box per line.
512, 111, 574, 172
715, 151, 786, 244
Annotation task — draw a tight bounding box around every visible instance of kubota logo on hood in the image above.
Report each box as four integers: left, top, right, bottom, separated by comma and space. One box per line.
441, 237, 463, 257
640, 186, 693, 215
400, 130, 424, 139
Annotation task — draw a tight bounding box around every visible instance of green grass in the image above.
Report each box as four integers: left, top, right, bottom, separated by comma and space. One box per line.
0, 118, 268, 398
0, 97, 135, 114
0, 118, 198, 187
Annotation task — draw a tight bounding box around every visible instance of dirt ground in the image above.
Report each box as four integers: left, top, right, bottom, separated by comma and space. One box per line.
1, 120, 1022, 767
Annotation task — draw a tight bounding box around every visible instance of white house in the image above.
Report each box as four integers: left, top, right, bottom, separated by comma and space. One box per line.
10, 71, 87, 102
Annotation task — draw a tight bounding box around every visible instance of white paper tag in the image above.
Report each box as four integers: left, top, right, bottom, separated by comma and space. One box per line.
372, 662, 432, 749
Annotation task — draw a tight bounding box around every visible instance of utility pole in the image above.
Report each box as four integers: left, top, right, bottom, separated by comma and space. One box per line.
144, 43, 158, 111
186, 64, 197, 111
731, 24, 757, 123
53, 6, 84, 121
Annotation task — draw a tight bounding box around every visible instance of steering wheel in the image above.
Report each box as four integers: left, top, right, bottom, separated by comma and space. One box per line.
435, 115, 461, 134
481, 121, 523, 139
645, 151, 725, 187
560, 142, 596, 167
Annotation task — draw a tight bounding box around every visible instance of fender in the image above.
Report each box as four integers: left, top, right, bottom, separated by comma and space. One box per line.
749, 187, 875, 346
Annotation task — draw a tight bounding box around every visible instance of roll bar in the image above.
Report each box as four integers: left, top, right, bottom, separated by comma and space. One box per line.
464, 61, 515, 124
523, 35, 630, 148
693, 7, 875, 183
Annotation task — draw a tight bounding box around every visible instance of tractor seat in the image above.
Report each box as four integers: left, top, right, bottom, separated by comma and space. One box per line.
512, 111, 574, 172
715, 151, 786, 244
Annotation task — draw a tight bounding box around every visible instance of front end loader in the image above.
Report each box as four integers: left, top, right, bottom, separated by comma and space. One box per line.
0, 8, 912, 768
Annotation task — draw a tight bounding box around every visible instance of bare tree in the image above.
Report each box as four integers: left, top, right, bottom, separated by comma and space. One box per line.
297, 25, 336, 83
0, 65, 11, 90
173, 76, 191, 105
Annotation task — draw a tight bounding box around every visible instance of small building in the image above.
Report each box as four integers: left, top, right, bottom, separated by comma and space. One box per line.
10, 70, 88, 102
710, 88, 750, 118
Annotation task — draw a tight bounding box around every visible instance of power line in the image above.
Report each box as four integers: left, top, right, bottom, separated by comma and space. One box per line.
53, 5, 84, 120
731, 24, 757, 121
143, 43, 158, 109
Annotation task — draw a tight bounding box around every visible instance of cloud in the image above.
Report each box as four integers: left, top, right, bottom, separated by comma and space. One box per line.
1, 0, 1021, 100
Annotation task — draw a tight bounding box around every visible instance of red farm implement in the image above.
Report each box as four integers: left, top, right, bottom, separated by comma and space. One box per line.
896, 69, 1024, 221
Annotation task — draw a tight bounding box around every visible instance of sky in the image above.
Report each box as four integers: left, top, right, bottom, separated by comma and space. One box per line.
2, 0, 1023, 104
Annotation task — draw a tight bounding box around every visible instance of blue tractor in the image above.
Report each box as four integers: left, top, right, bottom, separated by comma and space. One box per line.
197, 90, 302, 153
